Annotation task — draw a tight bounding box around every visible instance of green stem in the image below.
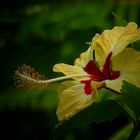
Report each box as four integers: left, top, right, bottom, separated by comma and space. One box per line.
119, 101, 140, 140
106, 88, 137, 122
119, 101, 137, 123
128, 121, 140, 140
105, 87, 121, 95
106, 87, 140, 140
106, 87, 140, 139
106, 87, 136, 122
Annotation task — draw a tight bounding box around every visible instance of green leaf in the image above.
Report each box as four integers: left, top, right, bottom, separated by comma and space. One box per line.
130, 41, 140, 51
96, 88, 119, 102
109, 123, 133, 140
52, 100, 122, 140
122, 82, 140, 115
112, 12, 128, 26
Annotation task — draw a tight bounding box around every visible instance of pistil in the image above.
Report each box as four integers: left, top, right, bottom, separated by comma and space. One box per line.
14, 70, 89, 88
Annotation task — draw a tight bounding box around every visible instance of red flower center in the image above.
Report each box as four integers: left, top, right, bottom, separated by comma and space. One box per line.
81, 52, 120, 95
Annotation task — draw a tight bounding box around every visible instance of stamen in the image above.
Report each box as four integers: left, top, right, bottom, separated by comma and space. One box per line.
46, 74, 88, 83
13, 65, 89, 88
14, 71, 46, 88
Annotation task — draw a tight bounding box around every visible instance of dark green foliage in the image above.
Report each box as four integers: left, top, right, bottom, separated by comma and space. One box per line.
122, 82, 140, 115
52, 100, 122, 140
1, 0, 140, 139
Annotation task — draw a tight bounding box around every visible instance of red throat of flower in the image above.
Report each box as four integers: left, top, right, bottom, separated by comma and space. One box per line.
81, 52, 120, 95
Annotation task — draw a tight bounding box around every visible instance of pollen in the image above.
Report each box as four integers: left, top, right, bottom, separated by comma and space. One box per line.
13, 64, 46, 88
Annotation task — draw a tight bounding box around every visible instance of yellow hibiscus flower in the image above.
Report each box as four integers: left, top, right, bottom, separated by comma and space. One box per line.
53, 22, 140, 121
14, 22, 140, 121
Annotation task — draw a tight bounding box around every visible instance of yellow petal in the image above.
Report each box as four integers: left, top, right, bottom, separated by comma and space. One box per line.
74, 46, 94, 67
53, 46, 93, 81
59, 80, 79, 93
53, 63, 88, 81
112, 48, 140, 88
92, 22, 140, 68
57, 82, 96, 121
105, 78, 123, 92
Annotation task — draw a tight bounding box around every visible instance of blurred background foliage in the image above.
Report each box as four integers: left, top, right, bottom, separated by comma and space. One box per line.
0, 0, 140, 139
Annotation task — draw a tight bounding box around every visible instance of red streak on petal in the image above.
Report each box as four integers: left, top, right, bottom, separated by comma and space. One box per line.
83, 60, 106, 81
111, 71, 120, 80
81, 80, 92, 95
82, 52, 120, 95
103, 52, 112, 78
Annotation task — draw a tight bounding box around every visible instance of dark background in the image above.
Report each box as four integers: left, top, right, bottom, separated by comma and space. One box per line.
0, 0, 140, 139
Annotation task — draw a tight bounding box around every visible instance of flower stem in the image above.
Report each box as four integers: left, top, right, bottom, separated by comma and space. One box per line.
119, 101, 140, 140
128, 121, 140, 140
105, 87, 121, 95
119, 101, 137, 123
105, 86, 140, 139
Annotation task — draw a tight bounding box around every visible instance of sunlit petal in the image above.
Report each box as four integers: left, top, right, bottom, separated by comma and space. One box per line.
92, 22, 140, 68
57, 82, 97, 121
112, 48, 140, 88
105, 78, 123, 92
53, 47, 94, 81
53, 63, 88, 81
74, 46, 94, 67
